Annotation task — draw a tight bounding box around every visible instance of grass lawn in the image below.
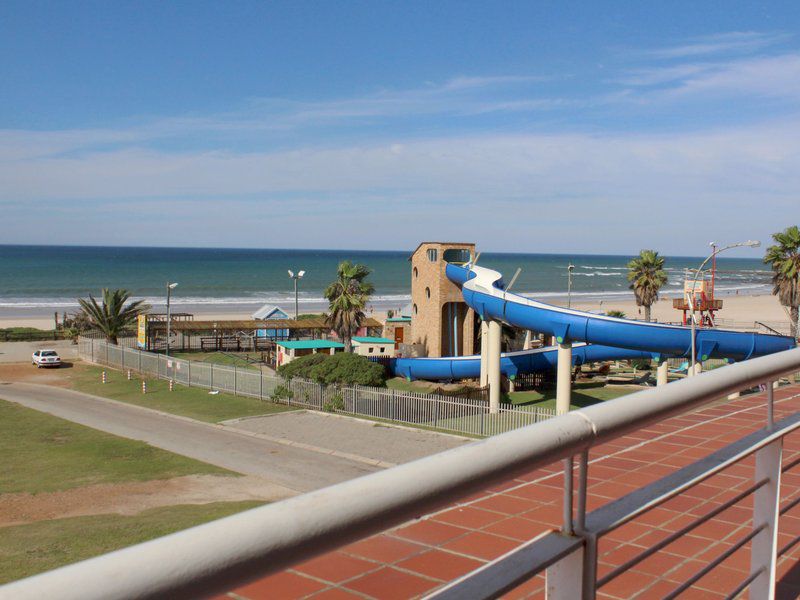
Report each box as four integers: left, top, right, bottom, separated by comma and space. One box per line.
0, 501, 263, 584
506, 382, 637, 411
0, 399, 232, 495
70, 364, 294, 423
171, 351, 265, 371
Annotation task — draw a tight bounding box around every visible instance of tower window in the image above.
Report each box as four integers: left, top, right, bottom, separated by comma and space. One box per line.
425, 287, 431, 299
413, 267, 418, 278
413, 304, 418, 315
427, 249, 438, 262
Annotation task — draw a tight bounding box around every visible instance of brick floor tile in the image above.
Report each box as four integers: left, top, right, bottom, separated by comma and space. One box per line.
233, 571, 326, 600
473, 493, 539, 515
393, 519, 470, 546
294, 552, 377, 584
396, 549, 484, 581
434, 505, 506, 529
344, 567, 439, 600
598, 569, 658, 598
443, 531, 521, 561
341, 535, 425, 564
307, 588, 365, 600
483, 516, 553, 541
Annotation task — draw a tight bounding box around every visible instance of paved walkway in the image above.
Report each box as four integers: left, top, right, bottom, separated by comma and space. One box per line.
0, 382, 378, 493
223, 384, 800, 600
223, 411, 470, 467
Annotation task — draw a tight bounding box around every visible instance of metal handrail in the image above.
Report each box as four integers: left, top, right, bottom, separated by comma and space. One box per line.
3, 347, 800, 600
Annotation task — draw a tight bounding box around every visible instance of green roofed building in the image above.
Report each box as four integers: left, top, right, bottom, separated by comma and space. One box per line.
276, 339, 345, 367
351, 336, 396, 358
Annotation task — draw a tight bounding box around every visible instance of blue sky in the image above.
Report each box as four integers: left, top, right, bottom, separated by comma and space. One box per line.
2, 1, 799, 255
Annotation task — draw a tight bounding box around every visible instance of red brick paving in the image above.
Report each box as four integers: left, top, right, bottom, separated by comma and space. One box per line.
224, 383, 800, 599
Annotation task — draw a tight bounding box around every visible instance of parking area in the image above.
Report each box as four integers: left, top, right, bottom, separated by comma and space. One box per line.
0, 340, 79, 364
223, 410, 472, 466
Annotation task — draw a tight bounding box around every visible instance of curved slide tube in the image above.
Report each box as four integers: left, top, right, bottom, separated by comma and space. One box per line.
446, 263, 795, 362
392, 343, 652, 381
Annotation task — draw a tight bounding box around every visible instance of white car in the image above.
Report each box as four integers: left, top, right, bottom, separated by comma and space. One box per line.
32, 349, 61, 368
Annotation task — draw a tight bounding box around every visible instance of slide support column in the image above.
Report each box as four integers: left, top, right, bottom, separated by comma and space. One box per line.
657, 360, 669, 387
556, 341, 572, 414
488, 320, 502, 414
479, 320, 489, 387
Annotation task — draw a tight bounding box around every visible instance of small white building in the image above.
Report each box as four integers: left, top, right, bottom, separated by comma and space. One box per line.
351, 336, 396, 358
276, 340, 344, 368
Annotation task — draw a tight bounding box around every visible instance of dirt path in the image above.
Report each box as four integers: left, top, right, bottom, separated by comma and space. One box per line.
0, 474, 295, 527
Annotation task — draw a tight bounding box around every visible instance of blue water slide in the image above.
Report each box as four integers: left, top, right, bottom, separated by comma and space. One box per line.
392, 343, 653, 381
446, 263, 795, 362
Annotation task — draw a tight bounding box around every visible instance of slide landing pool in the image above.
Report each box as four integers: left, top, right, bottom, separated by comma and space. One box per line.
391, 262, 795, 382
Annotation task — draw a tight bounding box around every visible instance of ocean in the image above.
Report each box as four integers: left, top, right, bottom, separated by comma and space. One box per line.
0, 245, 774, 317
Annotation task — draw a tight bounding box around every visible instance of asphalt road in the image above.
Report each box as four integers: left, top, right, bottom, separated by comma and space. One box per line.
0, 382, 378, 493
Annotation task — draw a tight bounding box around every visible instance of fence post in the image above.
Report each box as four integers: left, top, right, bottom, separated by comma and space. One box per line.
434, 397, 440, 428
138, 349, 142, 373
121, 347, 124, 370
480, 409, 485, 436
259, 368, 263, 400
187, 361, 191, 387
91, 339, 95, 363
234, 365, 238, 396
210, 363, 214, 390
105, 342, 109, 366
749, 437, 783, 598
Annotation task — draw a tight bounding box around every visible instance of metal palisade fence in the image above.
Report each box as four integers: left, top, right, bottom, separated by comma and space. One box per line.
77, 338, 556, 437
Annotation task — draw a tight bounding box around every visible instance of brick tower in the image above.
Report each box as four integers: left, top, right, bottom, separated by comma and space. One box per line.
408, 242, 477, 358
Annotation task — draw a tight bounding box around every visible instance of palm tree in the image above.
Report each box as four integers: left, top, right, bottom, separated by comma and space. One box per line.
324, 261, 375, 352
764, 225, 800, 340
626, 250, 668, 322
78, 288, 150, 344
606, 309, 627, 319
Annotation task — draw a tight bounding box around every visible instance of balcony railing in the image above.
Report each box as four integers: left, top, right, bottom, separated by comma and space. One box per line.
3, 347, 800, 600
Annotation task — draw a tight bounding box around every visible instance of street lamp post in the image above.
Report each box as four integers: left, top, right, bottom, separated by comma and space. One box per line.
687, 240, 760, 376
288, 270, 306, 320
165, 282, 178, 357
567, 263, 575, 308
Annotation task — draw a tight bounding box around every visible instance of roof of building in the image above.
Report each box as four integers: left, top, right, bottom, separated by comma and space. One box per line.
386, 316, 411, 322
252, 304, 289, 320
408, 241, 475, 260
352, 336, 395, 345
277, 340, 345, 350
148, 317, 382, 332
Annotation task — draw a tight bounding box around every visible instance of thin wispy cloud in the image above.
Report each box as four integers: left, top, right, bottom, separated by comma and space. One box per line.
646, 31, 789, 59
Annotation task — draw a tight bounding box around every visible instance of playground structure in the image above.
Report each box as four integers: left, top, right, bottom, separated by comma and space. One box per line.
392, 242, 796, 415
141, 316, 383, 368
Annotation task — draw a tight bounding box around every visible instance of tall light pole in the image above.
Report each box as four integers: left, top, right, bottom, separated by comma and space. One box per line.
288, 270, 305, 320
687, 240, 760, 376
567, 263, 575, 308
165, 282, 178, 357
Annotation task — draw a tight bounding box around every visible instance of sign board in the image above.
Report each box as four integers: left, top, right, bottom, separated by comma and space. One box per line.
137, 315, 147, 349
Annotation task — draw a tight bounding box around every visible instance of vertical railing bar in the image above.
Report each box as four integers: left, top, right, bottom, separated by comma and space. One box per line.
563, 456, 574, 536
767, 381, 774, 429
576, 450, 589, 533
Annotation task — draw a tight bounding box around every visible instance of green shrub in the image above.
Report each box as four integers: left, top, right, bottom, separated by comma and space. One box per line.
278, 352, 386, 386
631, 358, 653, 371
277, 353, 330, 380
323, 390, 345, 412
271, 384, 293, 402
